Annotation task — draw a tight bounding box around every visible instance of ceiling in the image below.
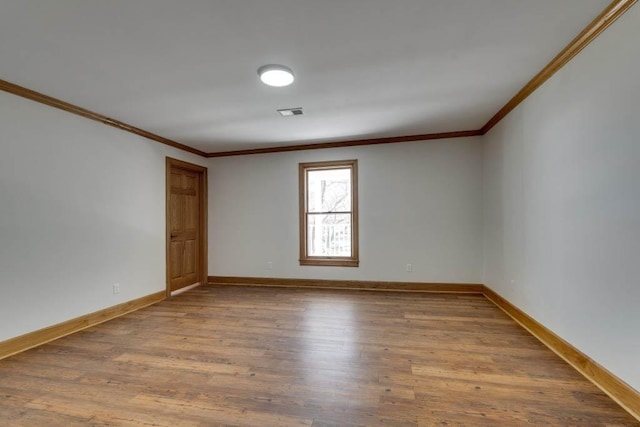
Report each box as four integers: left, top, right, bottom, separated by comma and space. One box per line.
0, 0, 611, 154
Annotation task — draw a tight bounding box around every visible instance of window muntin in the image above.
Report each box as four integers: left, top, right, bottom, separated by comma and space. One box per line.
299, 160, 358, 267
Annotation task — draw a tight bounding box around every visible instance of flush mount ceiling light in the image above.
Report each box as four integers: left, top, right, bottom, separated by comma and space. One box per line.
258, 64, 295, 87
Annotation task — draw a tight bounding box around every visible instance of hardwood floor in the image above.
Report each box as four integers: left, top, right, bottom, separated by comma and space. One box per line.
0, 285, 637, 426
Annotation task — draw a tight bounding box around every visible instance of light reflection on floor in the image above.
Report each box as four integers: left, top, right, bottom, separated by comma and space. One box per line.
300, 295, 359, 387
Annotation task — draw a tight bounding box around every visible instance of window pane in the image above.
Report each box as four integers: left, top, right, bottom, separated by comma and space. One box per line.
307, 168, 351, 213
307, 213, 351, 257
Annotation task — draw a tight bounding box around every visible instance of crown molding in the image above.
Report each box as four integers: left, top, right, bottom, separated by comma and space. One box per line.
206, 130, 483, 158
0, 79, 208, 157
2, 0, 635, 157
481, 0, 637, 134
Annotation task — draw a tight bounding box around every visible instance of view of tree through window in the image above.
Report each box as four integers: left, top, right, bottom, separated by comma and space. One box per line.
299, 160, 358, 267
307, 168, 351, 257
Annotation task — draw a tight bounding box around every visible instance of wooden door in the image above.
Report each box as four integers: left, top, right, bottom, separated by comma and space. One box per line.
166, 158, 207, 295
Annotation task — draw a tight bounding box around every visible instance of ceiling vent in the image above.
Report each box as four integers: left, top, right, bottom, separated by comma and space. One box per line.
277, 107, 304, 117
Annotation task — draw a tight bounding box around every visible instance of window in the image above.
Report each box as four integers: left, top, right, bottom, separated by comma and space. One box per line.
299, 159, 359, 267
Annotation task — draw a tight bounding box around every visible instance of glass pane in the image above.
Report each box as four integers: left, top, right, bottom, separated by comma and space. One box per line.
307, 213, 352, 257
307, 168, 351, 213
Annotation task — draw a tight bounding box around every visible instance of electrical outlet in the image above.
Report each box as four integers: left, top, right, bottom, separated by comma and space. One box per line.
113, 283, 120, 294
406, 264, 412, 273
266, 261, 273, 270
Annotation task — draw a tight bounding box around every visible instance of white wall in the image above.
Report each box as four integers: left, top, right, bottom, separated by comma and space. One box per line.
0, 91, 207, 342
483, 7, 640, 391
208, 138, 483, 283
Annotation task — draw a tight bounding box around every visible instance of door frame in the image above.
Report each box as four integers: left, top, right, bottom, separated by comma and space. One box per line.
166, 157, 208, 297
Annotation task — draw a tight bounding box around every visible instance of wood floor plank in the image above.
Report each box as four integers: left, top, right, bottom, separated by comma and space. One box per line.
0, 285, 637, 426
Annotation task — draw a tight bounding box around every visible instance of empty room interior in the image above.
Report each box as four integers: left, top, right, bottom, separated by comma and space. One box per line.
1, 0, 639, 425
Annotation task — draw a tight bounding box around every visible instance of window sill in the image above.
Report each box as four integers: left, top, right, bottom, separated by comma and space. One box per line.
299, 258, 359, 267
